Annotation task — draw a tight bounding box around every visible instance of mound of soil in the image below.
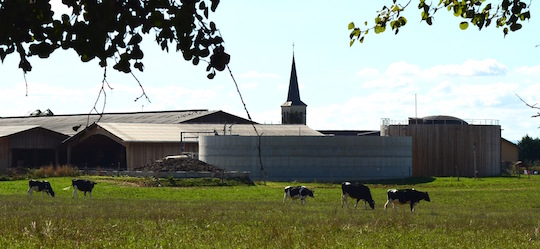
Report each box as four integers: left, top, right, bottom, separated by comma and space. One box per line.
133, 156, 224, 173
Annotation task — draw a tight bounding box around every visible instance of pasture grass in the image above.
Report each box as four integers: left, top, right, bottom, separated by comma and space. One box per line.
1, 176, 540, 248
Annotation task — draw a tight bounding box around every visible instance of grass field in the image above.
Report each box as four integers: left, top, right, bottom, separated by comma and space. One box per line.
1, 176, 540, 248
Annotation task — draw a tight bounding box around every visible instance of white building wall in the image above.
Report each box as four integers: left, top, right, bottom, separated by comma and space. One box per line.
199, 136, 412, 182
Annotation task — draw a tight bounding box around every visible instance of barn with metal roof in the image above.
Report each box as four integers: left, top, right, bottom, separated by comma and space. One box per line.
62, 122, 322, 170
0, 126, 68, 169
1, 109, 304, 170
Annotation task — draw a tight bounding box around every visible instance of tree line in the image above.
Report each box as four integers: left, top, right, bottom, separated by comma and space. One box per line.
518, 135, 540, 165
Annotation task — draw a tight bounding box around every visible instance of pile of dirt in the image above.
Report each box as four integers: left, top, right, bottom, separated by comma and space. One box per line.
133, 156, 224, 173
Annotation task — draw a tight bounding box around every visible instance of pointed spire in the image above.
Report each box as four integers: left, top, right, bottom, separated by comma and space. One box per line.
285, 54, 306, 106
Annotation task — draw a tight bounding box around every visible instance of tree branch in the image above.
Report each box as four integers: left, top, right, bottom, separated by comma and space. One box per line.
87, 68, 114, 127
516, 94, 540, 118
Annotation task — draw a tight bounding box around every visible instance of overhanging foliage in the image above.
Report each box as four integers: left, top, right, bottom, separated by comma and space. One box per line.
0, 0, 229, 79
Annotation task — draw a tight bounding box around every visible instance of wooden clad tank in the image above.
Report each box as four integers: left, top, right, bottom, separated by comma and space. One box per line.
385, 116, 501, 177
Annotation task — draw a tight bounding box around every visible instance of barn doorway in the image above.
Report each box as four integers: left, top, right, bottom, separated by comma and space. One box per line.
70, 134, 127, 170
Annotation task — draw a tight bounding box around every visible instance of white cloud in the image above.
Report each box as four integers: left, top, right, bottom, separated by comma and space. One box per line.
427, 59, 507, 77
379, 59, 508, 79
362, 76, 415, 89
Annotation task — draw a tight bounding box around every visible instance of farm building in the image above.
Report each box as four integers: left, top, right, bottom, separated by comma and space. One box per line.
0, 126, 68, 169
501, 138, 519, 164
0, 52, 415, 182
62, 122, 323, 170
0, 109, 412, 182
0, 109, 262, 170
381, 116, 502, 177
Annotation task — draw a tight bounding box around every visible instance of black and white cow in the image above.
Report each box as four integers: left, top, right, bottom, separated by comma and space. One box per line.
341, 182, 375, 209
283, 186, 314, 205
28, 180, 55, 197
72, 179, 97, 198
384, 188, 430, 213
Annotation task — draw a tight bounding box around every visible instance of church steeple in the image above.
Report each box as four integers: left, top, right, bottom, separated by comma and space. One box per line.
285, 56, 307, 106
281, 53, 307, 125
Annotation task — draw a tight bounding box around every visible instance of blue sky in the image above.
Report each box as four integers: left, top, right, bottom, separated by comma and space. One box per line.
1, 1, 539, 142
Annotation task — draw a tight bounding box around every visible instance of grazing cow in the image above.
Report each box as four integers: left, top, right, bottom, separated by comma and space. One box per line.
28, 180, 55, 197
384, 188, 430, 213
283, 186, 314, 205
341, 182, 375, 209
72, 179, 97, 198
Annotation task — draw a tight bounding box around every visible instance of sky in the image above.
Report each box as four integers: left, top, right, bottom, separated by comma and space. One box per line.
1, 1, 540, 143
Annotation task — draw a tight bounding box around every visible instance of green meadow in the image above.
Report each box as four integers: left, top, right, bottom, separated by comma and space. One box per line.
1, 176, 540, 248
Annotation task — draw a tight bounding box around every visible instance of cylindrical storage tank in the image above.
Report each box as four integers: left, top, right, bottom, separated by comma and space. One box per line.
199, 135, 412, 182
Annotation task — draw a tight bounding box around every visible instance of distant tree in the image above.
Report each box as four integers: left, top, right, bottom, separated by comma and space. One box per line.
349, 0, 531, 45
0, 0, 228, 79
517, 135, 540, 164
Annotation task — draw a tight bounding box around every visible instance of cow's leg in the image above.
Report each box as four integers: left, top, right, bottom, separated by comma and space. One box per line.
384, 199, 390, 211
283, 193, 288, 203
88, 191, 92, 198
72, 187, 78, 198
354, 199, 360, 209
28, 187, 34, 196
410, 202, 416, 213
341, 194, 348, 208
363, 200, 368, 210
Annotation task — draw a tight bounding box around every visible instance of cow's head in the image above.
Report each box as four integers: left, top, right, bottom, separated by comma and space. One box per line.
45, 182, 55, 197
307, 189, 314, 198
423, 192, 430, 202
368, 200, 375, 209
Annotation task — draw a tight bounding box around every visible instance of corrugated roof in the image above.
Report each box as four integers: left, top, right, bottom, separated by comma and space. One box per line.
0, 110, 214, 136
98, 123, 182, 142
90, 123, 324, 142
0, 125, 40, 138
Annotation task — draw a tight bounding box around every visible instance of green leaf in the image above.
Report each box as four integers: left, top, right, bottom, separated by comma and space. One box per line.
459, 22, 469, 30
348, 22, 355, 30
374, 25, 386, 34
349, 40, 355, 47
398, 16, 407, 26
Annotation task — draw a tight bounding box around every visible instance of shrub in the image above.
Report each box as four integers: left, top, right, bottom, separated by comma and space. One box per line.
30, 165, 79, 179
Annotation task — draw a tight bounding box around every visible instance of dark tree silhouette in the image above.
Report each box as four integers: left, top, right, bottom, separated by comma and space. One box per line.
0, 0, 228, 79
517, 135, 540, 164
